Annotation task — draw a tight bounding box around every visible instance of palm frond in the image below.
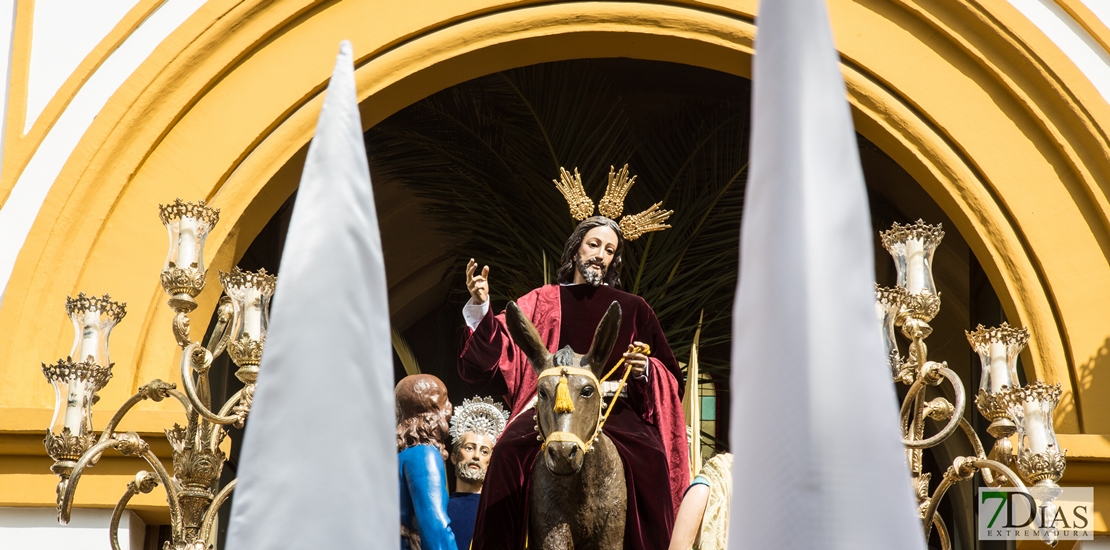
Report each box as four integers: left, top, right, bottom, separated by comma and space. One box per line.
392, 328, 421, 376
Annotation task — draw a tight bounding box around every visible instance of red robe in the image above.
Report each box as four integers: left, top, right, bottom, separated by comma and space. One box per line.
459, 284, 689, 550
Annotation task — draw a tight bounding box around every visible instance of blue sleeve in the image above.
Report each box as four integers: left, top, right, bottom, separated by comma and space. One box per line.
402, 446, 458, 550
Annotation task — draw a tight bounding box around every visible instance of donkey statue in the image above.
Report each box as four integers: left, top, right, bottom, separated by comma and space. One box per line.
505, 300, 626, 550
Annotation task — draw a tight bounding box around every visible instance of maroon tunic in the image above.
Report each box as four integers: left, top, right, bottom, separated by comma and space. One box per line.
459, 284, 689, 550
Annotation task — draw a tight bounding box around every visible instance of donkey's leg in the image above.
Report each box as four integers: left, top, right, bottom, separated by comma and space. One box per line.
582, 437, 626, 550
531, 462, 577, 550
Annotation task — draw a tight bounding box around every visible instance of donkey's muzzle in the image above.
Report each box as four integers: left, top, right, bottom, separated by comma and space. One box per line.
544, 439, 585, 475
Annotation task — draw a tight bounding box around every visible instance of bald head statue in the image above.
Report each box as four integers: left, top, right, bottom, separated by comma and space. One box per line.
395, 374, 453, 460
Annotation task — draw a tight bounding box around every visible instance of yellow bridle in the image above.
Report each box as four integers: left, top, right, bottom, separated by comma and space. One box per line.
534, 344, 650, 455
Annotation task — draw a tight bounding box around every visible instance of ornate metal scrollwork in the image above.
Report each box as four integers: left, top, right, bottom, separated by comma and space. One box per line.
879, 220, 1065, 549
43, 199, 268, 550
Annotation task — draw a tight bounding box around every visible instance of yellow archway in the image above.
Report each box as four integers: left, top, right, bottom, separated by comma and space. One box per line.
5, 0, 1110, 514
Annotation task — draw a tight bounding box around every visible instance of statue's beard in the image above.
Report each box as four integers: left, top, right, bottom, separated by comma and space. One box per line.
576, 256, 607, 287
456, 458, 487, 483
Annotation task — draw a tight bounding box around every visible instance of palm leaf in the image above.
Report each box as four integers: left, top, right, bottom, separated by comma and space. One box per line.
392, 328, 421, 376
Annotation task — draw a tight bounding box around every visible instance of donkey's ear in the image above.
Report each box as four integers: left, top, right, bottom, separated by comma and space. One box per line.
505, 301, 551, 372
584, 301, 622, 373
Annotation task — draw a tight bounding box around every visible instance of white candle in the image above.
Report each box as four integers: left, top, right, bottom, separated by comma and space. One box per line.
241, 287, 262, 340
79, 309, 100, 363
906, 238, 926, 294
62, 379, 87, 433
988, 342, 1010, 392
176, 216, 198, 268
1024, 400, 1050, 454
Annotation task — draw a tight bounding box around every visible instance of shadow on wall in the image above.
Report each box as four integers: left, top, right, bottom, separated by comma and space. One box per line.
1077, 336, 1110, 433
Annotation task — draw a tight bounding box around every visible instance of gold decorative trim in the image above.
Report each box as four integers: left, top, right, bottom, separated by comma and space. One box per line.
966, 322, 1030, 353
158, 199, 220, 227
598, 164, 635, 219
160, 267, 206, 299
553, 167, 594, 221
227, 334, 264, 369
218, 266, 277, 295
65, 292, 126, 323
879, 219, 945, 251
41, 358, 113, 392
1017, 448, 1067, 484
619, 202, 673, 241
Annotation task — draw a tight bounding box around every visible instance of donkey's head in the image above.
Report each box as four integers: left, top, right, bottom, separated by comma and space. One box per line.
505, 300, 622, 475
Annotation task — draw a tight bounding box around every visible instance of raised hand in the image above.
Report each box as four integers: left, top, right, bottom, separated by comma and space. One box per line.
465, 258, 490, 305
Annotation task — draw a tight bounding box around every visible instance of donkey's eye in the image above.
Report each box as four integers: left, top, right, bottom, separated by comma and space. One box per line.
538, 388, 548, 399
581, 386, 595, 398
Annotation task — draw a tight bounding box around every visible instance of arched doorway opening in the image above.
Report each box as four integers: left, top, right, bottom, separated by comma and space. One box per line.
202, 57, 998, 548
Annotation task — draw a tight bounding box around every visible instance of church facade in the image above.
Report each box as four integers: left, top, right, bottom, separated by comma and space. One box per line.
2, 1, 1110, 548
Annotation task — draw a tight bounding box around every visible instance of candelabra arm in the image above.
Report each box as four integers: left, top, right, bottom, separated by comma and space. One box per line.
931, 514, 951, 550
96, 380, 191, 451
901, 365, 966, 449
974, 458, 1027, 494
135, 444, 185, 541
209, 389, 244, 449
108, 485, 136, 550
58, 438, 115, 524
59, 433, 184, 542
922, 457, 1027, 540
956, 418, 996, 485
179, 343, 242, 425
109, 471, 158, 550
205, 296, 234, 358
200, 478, 236, 543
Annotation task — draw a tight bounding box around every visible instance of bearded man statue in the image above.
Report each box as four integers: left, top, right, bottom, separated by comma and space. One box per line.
397, 374, 458, 550
447, 397, 509, 550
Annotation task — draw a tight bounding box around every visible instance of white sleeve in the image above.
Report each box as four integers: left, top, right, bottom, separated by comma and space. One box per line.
462, 298, 491, 331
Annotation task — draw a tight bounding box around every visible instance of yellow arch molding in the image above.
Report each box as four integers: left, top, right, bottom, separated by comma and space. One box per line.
6, 0, 1110, 510
0, 0, 165, 205
1056, 0, 1110, 57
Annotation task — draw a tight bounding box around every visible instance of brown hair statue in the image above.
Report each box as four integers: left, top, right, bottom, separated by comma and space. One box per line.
395, 374, 457, 550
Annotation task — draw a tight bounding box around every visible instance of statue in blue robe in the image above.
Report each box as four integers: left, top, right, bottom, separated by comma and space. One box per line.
396, 374, 458, 550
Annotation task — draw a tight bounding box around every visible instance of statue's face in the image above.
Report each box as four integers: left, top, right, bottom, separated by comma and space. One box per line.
452, 432, 494, 483
574, 226, 619, 286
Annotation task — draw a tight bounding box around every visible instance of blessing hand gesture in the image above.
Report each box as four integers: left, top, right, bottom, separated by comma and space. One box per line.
465, 258, 490, 305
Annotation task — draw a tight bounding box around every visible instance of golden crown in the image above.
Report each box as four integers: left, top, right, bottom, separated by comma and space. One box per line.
552, 164, 673, 240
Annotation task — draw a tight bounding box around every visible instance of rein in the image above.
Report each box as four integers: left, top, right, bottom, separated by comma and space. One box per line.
535, 344, 651, 454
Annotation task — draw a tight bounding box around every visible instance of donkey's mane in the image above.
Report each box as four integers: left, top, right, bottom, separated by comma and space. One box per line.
552, 345, 577, 367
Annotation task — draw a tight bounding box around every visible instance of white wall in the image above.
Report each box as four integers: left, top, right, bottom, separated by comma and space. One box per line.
1008, 0, 1110, 104
0, 507, 145, 550
0, 0, 206, 307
